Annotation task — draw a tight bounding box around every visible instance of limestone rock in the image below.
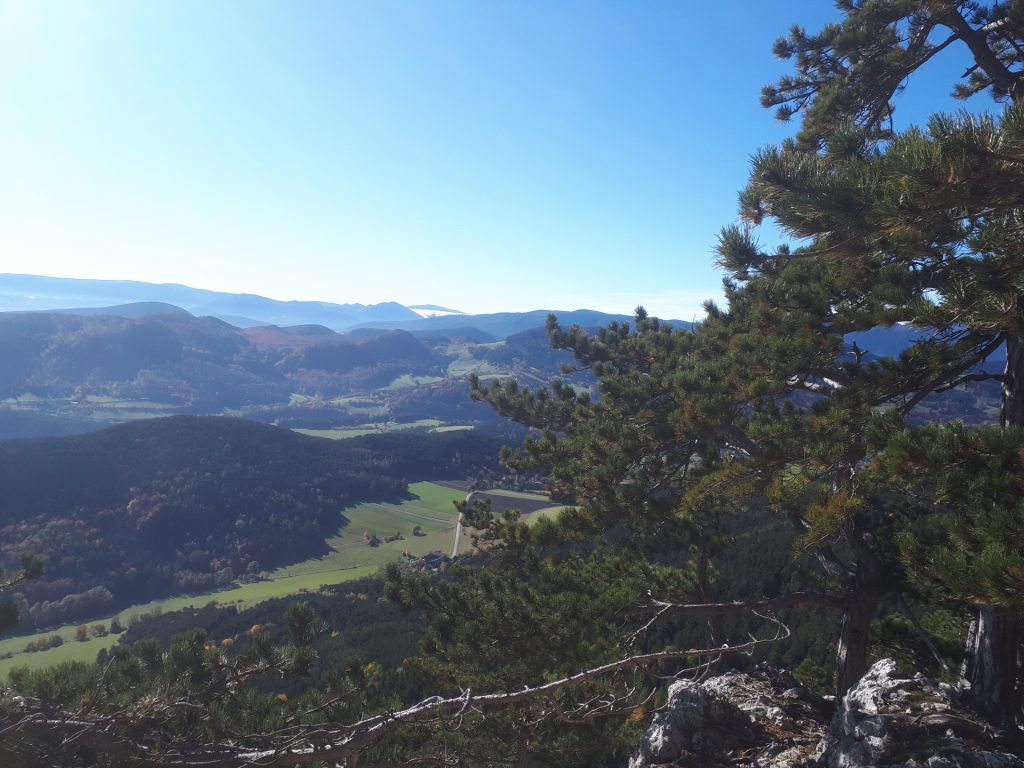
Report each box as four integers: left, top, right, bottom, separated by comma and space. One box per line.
816, 659, 1024, 768
628, 666, 824, 768
628, 660, 1024, 768
629, 677, 757, 766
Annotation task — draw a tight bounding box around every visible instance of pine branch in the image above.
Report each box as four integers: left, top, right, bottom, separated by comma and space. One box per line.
933, 371, 1009, 393
636, 591, 847, 617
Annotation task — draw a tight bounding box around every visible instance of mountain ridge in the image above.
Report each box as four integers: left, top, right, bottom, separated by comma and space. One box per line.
0, 273, 420, 330
0, 273, 695, 336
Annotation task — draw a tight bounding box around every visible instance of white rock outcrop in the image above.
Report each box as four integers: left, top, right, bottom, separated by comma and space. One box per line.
628, 660, 1024, 768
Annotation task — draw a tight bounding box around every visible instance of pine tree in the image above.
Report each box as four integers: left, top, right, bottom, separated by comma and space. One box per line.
762, 0, 1024, 150
726, 0, 1024, 720
467, 307, 904, 696
383, 308, 877, 758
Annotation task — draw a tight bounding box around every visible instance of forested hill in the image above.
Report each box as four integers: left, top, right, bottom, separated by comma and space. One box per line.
0, 311, 445, 406
0, 416, 502, 623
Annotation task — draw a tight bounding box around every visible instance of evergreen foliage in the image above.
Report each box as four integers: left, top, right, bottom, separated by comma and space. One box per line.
726, 0, 1024, 721
762, 0, 1024, 149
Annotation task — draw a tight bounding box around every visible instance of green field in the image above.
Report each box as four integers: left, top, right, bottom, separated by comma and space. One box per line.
0, 482, 466, 676
1, 394, 183, 425
271, 481, 464, 577
445, 354, 548, 386
446, 354, 509, 378
293, 419, 444, 441
293, 427, 382, 439
477, 489, 567, 527
525, 505, 567, 526
384, 374, 445, 390
286, 394, 389, 417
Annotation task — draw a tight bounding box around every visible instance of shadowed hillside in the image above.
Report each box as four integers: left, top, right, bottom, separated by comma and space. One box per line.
0, 416, 503, 627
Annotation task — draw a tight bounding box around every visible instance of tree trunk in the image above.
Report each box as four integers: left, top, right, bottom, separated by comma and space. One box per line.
835, 594, 879, 697
516, 725, 530, 768
964, 606, 1021, 724
833, 529, 887, 697
961, 335, 1024, 722
1001, 335, 1024, 429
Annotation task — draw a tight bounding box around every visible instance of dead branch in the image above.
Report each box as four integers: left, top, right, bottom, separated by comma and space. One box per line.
0, 611, 789, 768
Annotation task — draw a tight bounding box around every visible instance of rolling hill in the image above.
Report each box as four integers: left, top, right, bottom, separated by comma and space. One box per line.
0, 311, 446, 406
0, 279, 1002, 440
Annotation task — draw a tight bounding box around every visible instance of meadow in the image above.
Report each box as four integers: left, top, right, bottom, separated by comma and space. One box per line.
292, 419, 473, 440
2, 393, 185, 424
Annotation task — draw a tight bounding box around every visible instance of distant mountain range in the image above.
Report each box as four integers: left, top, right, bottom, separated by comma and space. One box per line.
0, 273, 421, 329
0, 272, 997, 363
0, 273, 691, 335
0, 304, 601, 440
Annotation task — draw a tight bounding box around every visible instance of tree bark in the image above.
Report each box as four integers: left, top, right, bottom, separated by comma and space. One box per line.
965, 606, 1022, 724
835, 593, 879, 698
1001, 334, 1024, 429
833, 529, 888, 697
516, 725, 531, 768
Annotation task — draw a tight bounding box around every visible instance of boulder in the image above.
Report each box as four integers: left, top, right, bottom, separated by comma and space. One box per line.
629, 677, 756, 765
628, 660, 1024, 768
816, 659, 1024, 768
629, 666, 824, 768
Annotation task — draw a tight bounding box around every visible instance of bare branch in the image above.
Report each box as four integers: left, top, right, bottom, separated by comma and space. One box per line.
0, 617, 790, 768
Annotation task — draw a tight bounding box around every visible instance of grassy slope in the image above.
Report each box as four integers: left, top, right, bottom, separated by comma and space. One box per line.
2, 394, 184, 425
293, 420, 449, 440
0, 482, 465, 675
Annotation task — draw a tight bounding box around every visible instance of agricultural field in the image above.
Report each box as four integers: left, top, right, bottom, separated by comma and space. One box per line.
384, 374, 445, 390
468, 488, 564, 518
0, 482, 466, 676
288, 393, 389, 417
0, 564, 382, 675
270, 481, 465, 576
293, 419, 457, 440
0, 483, 562, 675
1, 393, 184, 423
292, 426, 383, 439
445, 353, 510, 379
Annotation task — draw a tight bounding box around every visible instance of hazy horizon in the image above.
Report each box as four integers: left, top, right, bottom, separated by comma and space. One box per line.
1, 2, 976, 318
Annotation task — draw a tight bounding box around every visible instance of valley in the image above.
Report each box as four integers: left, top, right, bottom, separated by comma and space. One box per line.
0, 302, 598, 441
0, 480, 564, 675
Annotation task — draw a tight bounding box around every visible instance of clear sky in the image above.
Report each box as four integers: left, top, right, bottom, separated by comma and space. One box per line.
0, 2, 980, 318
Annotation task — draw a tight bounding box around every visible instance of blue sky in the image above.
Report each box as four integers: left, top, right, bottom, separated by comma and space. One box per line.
0, 2, 980, 318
